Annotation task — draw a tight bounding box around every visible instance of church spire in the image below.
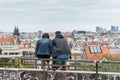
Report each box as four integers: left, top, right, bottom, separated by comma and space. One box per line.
13, 26, 16, 35
13, 26, 20, 35
13, 26, 20, 45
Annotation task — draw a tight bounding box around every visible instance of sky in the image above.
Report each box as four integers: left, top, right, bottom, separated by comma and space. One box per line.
0, 0, 120, 32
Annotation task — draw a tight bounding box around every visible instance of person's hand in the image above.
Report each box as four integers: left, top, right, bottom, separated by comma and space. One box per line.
69, 56, 72, 59
35, 54, 37, 57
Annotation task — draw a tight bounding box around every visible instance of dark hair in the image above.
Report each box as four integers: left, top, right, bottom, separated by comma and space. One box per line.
42, 33, 49, 38
55, 31, 61, 36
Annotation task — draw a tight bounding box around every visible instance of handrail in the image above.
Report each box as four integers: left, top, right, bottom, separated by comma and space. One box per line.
0, 57, 120, 80
0, 57, 120, 72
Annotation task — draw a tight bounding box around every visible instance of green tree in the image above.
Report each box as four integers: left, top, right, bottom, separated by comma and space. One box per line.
9, 58, 22, 68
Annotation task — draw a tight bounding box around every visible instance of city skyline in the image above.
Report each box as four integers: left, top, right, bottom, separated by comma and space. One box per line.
0, 0, 120, 32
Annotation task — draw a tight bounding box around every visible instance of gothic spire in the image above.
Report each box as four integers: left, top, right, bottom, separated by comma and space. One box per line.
13, 26, 20, 35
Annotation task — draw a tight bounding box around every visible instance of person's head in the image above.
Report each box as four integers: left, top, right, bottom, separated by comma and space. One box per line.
55, 31, 61, 36
42, 33, 49, 39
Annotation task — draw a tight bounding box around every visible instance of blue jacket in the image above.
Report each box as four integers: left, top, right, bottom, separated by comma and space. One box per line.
35, 38, 53, 56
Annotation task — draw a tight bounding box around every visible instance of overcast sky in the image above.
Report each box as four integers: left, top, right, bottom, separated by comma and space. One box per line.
0, 0, 120, 32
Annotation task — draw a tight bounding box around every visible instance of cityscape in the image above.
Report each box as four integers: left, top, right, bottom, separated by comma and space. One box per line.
0, 0, 120, 80
0, 25, 120, 59
0, 25, 120, 79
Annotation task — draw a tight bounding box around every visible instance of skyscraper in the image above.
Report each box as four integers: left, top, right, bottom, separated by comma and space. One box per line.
111, 25, 119, 33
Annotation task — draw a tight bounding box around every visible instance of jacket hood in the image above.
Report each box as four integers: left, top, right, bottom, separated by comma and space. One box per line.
55, 34, 64, 38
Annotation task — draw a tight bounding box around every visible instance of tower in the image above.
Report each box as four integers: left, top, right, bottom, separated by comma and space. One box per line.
13, 26, 20, 45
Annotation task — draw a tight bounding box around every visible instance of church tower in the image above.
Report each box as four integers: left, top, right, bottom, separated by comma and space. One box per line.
13, 26, 20, 45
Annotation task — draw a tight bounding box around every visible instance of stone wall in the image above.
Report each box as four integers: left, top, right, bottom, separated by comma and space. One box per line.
0, 68, 120, 80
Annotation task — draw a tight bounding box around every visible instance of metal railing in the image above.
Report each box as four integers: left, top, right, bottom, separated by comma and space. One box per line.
0, 57, 120, 72
0, 57, 120, 80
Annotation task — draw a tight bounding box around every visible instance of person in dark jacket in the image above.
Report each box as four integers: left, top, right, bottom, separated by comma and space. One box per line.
35, 33, 53, 69
52, 31, 71, 70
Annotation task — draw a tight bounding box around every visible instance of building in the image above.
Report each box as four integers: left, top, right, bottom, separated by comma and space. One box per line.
13, 26, 20, 45
110, 25, 119, 33
0, 27, 22, 58
85, 42, 120, 60
0, 27, 36, 64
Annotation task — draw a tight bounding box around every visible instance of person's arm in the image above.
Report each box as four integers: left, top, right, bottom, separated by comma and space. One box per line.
68, 42, 73, 50
66, 39, 72, 59
69, 49, 72, 59
49, 40, 53, 56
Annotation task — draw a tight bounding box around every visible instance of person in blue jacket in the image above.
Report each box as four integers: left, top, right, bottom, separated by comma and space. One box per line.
35, 33, 53, 70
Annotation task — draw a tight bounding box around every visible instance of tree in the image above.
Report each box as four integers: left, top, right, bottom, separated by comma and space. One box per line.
9, 58, 22, 68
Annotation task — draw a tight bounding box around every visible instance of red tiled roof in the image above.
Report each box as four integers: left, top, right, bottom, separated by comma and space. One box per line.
0, 38, 14, 42
65, 36, 71, 38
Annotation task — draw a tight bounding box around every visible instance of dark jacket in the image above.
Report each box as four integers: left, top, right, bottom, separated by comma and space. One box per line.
53, 34, 71, 57
35, 38, 53, 56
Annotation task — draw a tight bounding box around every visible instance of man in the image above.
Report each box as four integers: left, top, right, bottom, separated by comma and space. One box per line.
52, 31, 71, 70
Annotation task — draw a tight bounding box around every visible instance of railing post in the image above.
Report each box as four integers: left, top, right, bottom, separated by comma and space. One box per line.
75, 60, 77, 70
75, 52, 77, 70
95, 62, 98, 75
43, 59, 47, 80
12, 57, 15, 68
35, 58, 37, 68
95, 60, 99, 80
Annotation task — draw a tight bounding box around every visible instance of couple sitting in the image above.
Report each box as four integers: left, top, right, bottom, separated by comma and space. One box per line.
35, 31, 71, 71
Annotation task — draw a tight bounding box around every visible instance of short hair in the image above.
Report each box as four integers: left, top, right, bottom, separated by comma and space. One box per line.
42, 33, 49, 38
55, 31, 61, 36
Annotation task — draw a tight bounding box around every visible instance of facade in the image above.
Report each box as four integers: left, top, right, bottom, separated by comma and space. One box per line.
0, 27, 21, 58
0, 38, 14, 46
21, 48, 35, 64
0, 27, 37, 64
1, 45, 22, 58
96, 26, 106, 34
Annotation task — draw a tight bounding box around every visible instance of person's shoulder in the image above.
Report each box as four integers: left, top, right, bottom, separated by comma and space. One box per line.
39, 38, 43, 41
37, 39, 41, 42
39, 38, 47, 42
52, 38, 56, 41
48, 39, 52, 41
63, 37, 67, 40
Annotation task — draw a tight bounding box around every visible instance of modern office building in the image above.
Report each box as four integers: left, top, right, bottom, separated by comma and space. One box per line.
111, 25, 119, 33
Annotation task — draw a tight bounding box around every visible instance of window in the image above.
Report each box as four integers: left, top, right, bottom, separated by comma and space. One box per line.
9, 53, 14, 55
4, 42, 6, 45
4, 53, 8, 55
15, 53, 19, 55
23, 51, 28, 55
93, 46, 97, 53
29, 51, 33, 55
96, 46, 102, 53
110, 49, 120, 54
89, 45, 102, 53
1, 43, 2, 45
89, 46, 94, 53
